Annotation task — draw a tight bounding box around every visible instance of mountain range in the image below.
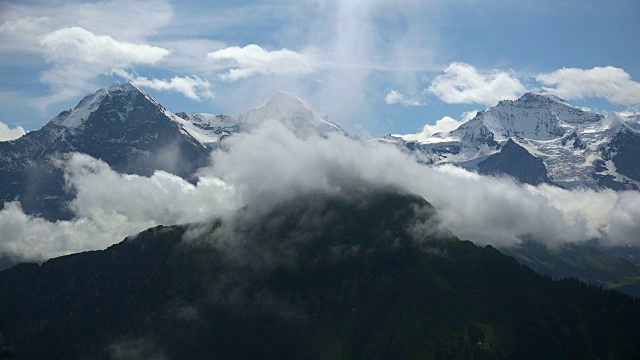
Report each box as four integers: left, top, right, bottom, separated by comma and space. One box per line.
4, 84, 637, 221
1, 83, 639, 270
382, 94, 640, 296
0, 83, 343, 220
2, 83, 640, 357
385, 92, 640, 190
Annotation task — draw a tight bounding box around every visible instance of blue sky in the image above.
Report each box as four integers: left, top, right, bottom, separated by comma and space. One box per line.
0, 0, 639, 139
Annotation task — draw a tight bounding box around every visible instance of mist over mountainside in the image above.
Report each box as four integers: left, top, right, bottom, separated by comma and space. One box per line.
0, 83, 640, 292
1, 83, 640, 358
1, 0, 639, 357
0, 83, 211, 220
2, 188, 640, 359
386, 92, 640, 190
0, 84, 344, 222
500, 241, 640, 298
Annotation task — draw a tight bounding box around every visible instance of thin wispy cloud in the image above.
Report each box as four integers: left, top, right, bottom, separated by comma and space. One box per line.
0, 16, 50, 53
113, 70, 215, 101
385, 90, 424, 106
0, 0, 172, 44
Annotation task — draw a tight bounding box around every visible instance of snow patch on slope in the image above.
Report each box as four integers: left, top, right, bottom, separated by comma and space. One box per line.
170, 112, 239, 145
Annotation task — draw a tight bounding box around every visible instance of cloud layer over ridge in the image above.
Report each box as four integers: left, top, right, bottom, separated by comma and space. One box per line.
1, 121, 639, 262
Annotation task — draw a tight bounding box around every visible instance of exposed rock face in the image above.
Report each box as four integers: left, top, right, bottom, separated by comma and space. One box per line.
0, 84, 344, 220
386, 92, 640, 190
478, 139, 552, 185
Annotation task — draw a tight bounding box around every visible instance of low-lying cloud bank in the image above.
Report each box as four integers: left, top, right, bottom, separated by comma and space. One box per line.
0, 154, 236, 261
1, 121, 639, 262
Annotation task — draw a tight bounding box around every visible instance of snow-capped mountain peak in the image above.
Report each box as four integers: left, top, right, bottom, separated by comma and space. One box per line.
256, 90, 313, 113
513, 91, 572, 108
51, 82, 154, 129
392, 92, 605, 152
386, 92, 640, 191
504, 92, 602, 124
175, 91, 345, 143
0, 82, 214, 220
238, 91, 344, 137
598, 112, 640, 134
462, 92, 605, 142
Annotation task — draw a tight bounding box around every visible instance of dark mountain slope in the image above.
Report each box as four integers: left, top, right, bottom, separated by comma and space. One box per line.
595, 129, 640, 190
0, 83, 210, 220
477, 139, 552, 185
501, 241, 640, 298
1, 190, 640, 359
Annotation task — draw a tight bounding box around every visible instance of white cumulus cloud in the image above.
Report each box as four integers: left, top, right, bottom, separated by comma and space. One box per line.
41, 27, 169, 66
0, 121, 26, 141
37, 26, 170, 108
0, 153, 236, 261
384, 90, 424, 106
536, 66, 640, 105
428, 62, 526, 106
207, 44, 317, 82
0, 0, 172, 52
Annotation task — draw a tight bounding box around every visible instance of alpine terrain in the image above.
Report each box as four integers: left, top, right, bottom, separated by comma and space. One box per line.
0, 83, 343, 221
1, 188, 640, 359
385, 92, 640, 190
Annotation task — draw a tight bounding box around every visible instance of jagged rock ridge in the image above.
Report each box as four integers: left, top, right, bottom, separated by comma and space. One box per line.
0, 83, 344, 220
385, 92, 639, 190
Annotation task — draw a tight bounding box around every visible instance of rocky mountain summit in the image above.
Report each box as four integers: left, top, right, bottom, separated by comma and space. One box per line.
0, 83, 343, 220
386, 92, 640, 190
